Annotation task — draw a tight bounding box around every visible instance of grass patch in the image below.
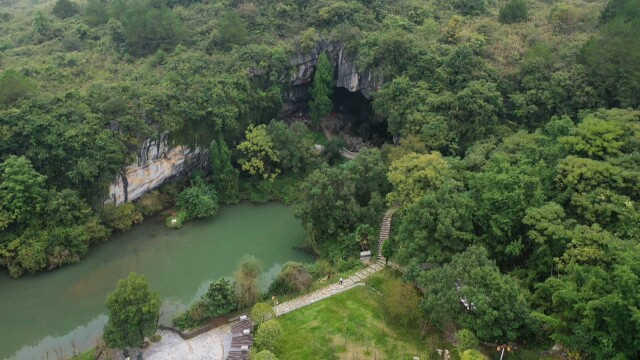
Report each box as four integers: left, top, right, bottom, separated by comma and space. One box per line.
275, 271, 432, 359
70, 349, 96, 360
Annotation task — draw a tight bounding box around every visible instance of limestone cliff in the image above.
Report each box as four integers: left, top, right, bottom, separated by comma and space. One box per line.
105, 135, 206, 205
280, 41, 383, 117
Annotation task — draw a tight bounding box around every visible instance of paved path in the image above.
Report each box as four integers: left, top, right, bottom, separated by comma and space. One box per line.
136, 327, 230, 360
275, 208, 399, 316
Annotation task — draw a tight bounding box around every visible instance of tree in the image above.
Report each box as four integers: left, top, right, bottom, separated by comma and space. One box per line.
381, 278, 423, 328
419, 246, 534, 342
0, 70, 36, 109
103, 273, 161, 349
268, 262, 313, 295
267, 121, 317, 174
455, 329, 480, 352
176, 184, 219, 220
212, 11, 248, 51
204, 278, 236, 318
237, 124, 280, 180
250, 303, 276, 325
499, 0, 528, 24
52, 0, 79, 19
309, 53, 333, 127
386, 152, 450, 207
84, 0, 108, 26
235, 255, 263, 308
394, 180, 475, 265
254, 320, 283, 353
121, 0, 183, 56
381, 239, 393, 265
211, 138, 240, 203
0, 156, 47, 230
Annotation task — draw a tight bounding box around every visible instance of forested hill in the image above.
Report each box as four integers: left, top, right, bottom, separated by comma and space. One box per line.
1, 0, 639, 357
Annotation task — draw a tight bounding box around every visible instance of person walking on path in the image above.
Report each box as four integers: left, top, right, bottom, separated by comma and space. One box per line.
339, 277, 343, 285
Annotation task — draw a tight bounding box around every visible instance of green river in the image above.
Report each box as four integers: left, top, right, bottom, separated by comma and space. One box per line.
0, 202, 311, 360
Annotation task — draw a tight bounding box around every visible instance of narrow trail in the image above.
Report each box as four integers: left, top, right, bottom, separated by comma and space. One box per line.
274, 208, 401, 316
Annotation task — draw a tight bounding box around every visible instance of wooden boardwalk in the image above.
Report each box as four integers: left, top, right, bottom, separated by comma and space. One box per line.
225, 317, 253, 360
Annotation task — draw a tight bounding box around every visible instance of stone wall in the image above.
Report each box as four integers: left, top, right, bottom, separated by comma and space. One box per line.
105, 135, 206, 205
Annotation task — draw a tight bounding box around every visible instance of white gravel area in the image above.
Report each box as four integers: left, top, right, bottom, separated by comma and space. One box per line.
142, 326, 232, 360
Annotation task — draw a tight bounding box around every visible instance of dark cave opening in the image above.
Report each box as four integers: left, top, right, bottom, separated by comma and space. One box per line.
330, 87, 390, 146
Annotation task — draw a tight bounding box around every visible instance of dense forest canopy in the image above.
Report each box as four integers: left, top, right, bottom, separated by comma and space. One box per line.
0, 0, 638, 357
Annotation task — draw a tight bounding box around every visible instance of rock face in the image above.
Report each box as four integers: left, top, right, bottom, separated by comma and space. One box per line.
280, 40, 383, 118
105, 135, 206, 205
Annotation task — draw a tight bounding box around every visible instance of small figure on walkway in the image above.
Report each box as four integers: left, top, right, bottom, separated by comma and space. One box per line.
339, 277, 343, 285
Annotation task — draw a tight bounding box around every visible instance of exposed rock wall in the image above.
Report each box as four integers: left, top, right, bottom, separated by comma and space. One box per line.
105, 135, 206, 205
280, 41, 383, 118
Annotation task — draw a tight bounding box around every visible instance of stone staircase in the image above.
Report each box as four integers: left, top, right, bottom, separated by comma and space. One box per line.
274, 208, 402, 317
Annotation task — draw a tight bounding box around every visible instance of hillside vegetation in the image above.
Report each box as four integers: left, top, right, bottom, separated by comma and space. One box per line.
1, 0, 639, 358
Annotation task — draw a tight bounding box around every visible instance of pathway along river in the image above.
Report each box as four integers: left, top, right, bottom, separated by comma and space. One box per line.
0, 202, 311, 360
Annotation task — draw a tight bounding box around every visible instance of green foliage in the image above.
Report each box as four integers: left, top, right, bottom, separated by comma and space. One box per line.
84, 0, 109, 26
386, 152, 450, 207
394, 180, 475, 265
173, 277, 236, 330
309, 53, 334, 127
251, 302, 276, 325
460, 349, 486, 360
267, 121, 318, 175
204, 277, 237, 318
451, 0, 487, 16
455, 329, 480, 351
0, 156, 47, 231
53, 0, 79, 19
381, 277, 423, 328
104, 273, 161, 348
499, 0, 528, 24
212, 12, 248, 51
235, 255, 263, 308
295, 149, 387, 252
210, 138, 240, 203
0, 70, 36, 109
100, 203, 143, 232
254, 320, 283, 353
120, 0, 183, 56
268, 262, 313, 295
176, 184, 219, 220
419, 246, 535, 342
238, 124, 281, 181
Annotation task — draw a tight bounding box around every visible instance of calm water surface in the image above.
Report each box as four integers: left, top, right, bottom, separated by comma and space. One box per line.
0, 202, 310, 360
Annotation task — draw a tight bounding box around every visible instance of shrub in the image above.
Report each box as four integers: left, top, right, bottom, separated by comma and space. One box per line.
499, 0, 528, 24
455, 329, 480, 351
100, 203, 143, 232
173, 300, 208, 330
268, 262, 313, 295
176, 184, 219, 220
309, 259, 335, 280
135, 190, 166, 216
460, 349, 487, 360
235, 255, 263, 308
250, 303, 276, 325
204, 278, 236, 318
254, 320, 283, 353
0, 70, 36, 109
165, 211, 187, 229
53, 0, 79, 19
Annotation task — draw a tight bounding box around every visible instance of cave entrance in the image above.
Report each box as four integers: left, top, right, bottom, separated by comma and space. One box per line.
328, 87, 390, 146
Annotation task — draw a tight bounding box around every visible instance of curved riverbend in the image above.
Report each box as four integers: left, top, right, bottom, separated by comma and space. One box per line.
0, 202, 310, 360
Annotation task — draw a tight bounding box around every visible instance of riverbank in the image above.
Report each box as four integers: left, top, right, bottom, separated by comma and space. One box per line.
0, 202, 310, 360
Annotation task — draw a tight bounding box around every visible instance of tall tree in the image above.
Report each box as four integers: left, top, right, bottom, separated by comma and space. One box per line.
103, 273, 161, 349
237, 124, 280, 180
309, 53, 333, 127
52, 0, 79, 19
210, 138, 239, 203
